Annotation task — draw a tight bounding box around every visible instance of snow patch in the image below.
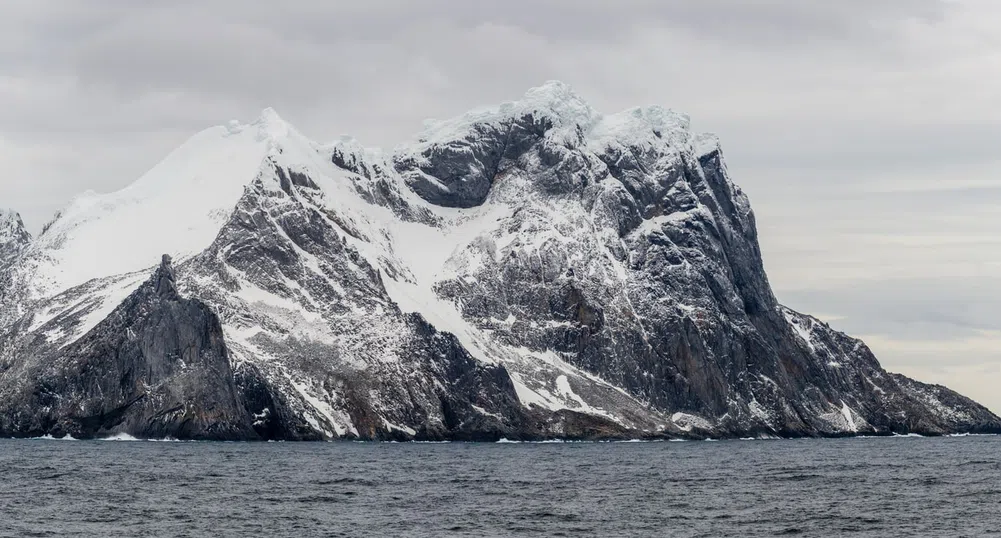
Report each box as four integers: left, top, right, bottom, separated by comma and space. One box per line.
781, 307, 816, 353
671, 412, 712, 432
471, 405, 504, 421
284, 373, 358, 438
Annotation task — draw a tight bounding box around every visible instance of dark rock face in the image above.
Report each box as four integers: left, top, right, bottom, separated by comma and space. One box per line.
0, 256, 257, 440
172, 159, 635, 441
0, 85, 997, 441
394, 120, 534, 208
329, 145, 439, 225
393, 83, 589, 209
417, 97, 1001, 438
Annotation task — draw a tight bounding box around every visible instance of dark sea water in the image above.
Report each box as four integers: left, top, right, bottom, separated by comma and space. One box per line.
1, 436, 999, 537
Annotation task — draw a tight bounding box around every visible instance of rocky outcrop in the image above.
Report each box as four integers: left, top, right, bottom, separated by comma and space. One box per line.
0, 210, 31, 329
0, 209, 30, 255
0, 256, 257, 440
0, 83, 997, 441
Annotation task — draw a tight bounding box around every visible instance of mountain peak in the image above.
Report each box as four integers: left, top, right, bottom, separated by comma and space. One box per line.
0, 208, 21, 223
223, 107, 293, 141
405, 81, 597, 152
252, 107, 292, 140
0, 209, 30, 247
2, 87, 998, 442
153, 254, 178, 298
515, 80, 597, 131
520, 80, 584, 109
257, 106, 283, 121
27, 106, 291, 297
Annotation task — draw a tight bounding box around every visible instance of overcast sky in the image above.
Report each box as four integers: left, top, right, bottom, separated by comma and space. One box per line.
2, 1, 999, 410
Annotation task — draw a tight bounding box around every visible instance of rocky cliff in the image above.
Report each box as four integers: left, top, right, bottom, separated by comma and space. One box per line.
0, 83, 997, 440
0, 256, 255, 439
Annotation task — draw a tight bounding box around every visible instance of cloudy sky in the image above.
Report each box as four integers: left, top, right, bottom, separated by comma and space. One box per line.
2, 1, 999, 410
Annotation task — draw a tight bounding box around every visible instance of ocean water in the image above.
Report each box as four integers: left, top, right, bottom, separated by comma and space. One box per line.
1, 436, 999, 537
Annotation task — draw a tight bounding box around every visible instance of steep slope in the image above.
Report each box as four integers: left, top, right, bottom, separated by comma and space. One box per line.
16, 113, 281, 301
0, 209, 31, 252
0, 210, 32, 328
0, 82, 997, 440
0, 256, 255, 440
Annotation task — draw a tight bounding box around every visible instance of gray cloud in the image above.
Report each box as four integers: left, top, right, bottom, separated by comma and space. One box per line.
3, 1, 947, 50
783, 278, 1001, 341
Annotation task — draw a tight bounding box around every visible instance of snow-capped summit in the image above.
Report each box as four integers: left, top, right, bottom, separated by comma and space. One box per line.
252, 107, 294, 140
588, 105, 693, 154
0, 85, 997, 441
20, 109, 313, 299
408, 81, 598, 148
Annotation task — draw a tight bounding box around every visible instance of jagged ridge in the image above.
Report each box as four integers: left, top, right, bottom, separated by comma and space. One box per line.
0, 255, 256, 439
0, 82, 997, 440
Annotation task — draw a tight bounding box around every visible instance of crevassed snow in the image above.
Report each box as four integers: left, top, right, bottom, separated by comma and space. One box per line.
693, 133, 722, 157
398, 81, 598, 156
400, 81, 696, 163
587, 105, 692, 153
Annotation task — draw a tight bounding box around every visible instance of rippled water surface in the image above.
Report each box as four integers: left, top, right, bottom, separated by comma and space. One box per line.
2, 436, 1000, 537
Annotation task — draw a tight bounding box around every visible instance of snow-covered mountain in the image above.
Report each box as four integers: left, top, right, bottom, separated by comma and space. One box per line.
1, 82, 997, 440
